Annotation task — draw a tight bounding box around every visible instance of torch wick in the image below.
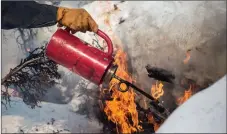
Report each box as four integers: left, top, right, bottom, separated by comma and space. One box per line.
113, 74, 156, 101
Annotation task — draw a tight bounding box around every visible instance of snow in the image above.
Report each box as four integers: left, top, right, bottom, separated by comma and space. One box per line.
1, 1, 226, 133
157, 75, 227, 133
2, 97, 102, 133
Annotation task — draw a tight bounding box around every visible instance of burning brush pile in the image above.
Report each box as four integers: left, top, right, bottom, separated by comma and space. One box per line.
94, 47, 202, 134
100, 50, 153, 133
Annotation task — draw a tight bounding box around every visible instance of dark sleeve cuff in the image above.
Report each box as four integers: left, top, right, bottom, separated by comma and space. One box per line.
2, 1, 59, 29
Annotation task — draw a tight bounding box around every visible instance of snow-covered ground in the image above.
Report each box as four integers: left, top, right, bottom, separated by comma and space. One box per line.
1, 1, 226, 133
157, 75, 226, 133
1, 97, 102, 133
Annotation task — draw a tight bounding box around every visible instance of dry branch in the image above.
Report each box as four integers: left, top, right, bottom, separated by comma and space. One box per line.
1, 45, 61, 109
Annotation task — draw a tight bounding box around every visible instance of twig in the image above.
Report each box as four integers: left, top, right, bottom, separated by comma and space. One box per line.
1, 57, 41, 85
93, 33, 104, 50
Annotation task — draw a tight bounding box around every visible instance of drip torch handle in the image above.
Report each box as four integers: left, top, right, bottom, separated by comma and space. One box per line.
96, 29, 113, 57
63, 28, 113, 57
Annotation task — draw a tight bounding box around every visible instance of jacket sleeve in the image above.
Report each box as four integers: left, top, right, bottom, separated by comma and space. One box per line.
2, 1, 58, 29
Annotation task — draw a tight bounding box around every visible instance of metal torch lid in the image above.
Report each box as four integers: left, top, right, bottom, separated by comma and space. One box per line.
101, 64, 118, 88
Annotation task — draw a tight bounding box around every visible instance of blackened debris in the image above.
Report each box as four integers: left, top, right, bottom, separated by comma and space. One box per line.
64, 129, 70, 132
51, 118, 55, 125
114, 4, 118, 10
119, 17, 125, 24
145, 64, 175, 83
52, 129, 63, 133
20, 129, 24, 134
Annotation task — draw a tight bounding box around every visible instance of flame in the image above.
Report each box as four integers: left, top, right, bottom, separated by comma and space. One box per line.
176, 85, 193, 105
151, 81, 164, 100
183, 50, 191, 64
147, 114, 161, 132
103, 49, 143, 133
99, 3, 161, 133
148, 81, 164, 132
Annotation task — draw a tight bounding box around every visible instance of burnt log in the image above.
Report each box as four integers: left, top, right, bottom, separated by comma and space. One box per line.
145, 64, 175, 83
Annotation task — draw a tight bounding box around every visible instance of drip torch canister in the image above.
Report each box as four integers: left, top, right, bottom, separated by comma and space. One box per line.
45, 28, 117, 86
45, 28, 170, 116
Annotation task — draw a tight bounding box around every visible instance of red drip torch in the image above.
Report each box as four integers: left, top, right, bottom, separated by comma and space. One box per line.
45, 28, 117, 86
45, 28, 166, 104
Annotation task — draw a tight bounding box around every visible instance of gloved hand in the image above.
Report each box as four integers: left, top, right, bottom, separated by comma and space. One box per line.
57, 7, 98, 34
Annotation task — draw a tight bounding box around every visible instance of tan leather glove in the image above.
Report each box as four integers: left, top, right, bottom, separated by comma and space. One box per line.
57, 7, 98, 33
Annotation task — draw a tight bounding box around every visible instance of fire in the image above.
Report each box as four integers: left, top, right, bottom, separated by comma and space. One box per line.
183, 50, 191, 64
147, 114, 161, 132
102, 49, 143, 133
148, 81, 164, 132
150, 81, 164, 100
99, 3, 161, 133
176, 85, 193, 105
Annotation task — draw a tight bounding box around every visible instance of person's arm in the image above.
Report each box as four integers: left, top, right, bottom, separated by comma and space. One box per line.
1, 1, 98, 33
2, 1, 58, 29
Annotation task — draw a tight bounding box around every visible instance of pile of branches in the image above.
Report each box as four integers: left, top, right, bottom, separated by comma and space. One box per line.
73, 81, 169, 134
1, 46, 61, 109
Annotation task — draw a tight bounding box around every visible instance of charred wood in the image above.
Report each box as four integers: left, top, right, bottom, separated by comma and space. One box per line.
146, 64, 175, 83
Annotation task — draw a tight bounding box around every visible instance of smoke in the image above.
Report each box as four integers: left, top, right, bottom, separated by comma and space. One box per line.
114, 1, 226, 89
109, 1, 226, 112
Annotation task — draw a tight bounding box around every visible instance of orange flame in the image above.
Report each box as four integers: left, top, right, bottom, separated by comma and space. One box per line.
147, 114, 161, 132
99, 3, 163, 133
148, 81, 164, 132
176, 85, 193, 105
151, 81, 164, 100
103, 49, 143, 133
183, 50, 191, 64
